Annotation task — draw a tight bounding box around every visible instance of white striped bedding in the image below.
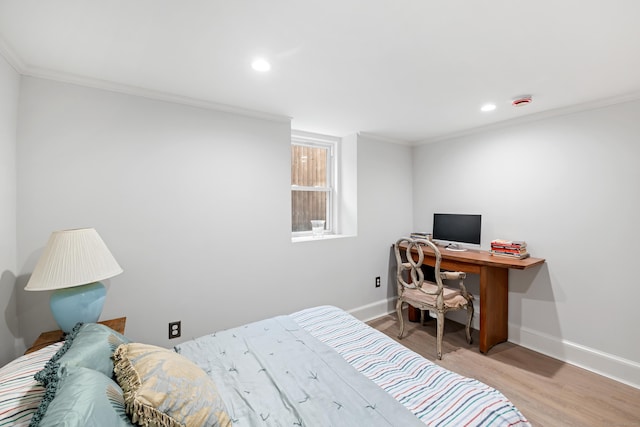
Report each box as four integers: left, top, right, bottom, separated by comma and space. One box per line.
0, 342, 63, 427
291, 305, 531, 427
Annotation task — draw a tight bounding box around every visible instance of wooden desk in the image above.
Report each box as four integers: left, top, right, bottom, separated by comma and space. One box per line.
401, 243, 544, 353
25, 317, 127, 354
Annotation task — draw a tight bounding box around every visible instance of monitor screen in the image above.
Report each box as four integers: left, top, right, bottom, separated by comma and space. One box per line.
432, 213, 482, 246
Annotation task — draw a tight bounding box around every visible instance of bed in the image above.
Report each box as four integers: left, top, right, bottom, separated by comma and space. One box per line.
0, 305, 531, 426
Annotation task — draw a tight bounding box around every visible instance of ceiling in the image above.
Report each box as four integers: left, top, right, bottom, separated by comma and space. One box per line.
1, 0, 640, 144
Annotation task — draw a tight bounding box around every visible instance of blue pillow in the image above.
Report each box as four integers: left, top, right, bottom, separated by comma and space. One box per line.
30, 366, 134, 427
35, 322, 130, 385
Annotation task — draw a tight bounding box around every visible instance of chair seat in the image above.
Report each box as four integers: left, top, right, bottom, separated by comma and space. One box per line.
403, 282, 469, 309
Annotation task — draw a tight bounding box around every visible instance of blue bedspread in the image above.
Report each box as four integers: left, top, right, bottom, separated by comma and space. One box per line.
176, 306, 531, 426
175, 315, 424, 426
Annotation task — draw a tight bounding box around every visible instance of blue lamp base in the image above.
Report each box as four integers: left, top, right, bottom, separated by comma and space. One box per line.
50, 282, 106, 333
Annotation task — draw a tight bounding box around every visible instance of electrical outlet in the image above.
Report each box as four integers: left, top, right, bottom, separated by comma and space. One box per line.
375, 276, 381, 287
168, 321, 181, 339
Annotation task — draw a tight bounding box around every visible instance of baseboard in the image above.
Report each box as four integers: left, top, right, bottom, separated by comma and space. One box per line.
349, 297, 482, 327
348, 298, 640, 390
348, 298, 397, 323
509, 324, 640, 390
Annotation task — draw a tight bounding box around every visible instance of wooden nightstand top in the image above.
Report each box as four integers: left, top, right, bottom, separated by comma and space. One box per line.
25, 317, 126, 354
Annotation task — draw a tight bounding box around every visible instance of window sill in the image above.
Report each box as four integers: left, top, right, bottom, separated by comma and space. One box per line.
291, 234, 353, 243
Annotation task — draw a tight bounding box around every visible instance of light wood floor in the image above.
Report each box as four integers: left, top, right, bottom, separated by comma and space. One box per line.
367, 312, 640, 427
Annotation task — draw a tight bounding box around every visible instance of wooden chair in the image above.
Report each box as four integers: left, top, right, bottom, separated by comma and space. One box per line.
394, 237, 474, 359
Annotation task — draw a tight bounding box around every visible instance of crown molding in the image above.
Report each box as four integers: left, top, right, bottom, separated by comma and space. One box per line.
3, 35, 639, 142
0, 36, 290, 124
24, 65, 291, 123
0, 36, 25, 73
419, 91, 640, 145
357, 132, 412, 146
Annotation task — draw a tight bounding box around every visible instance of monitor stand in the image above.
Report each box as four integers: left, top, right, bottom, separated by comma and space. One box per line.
445, 243, 467, 252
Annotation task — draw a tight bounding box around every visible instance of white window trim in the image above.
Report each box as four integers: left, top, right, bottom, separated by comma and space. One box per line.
291, 130, 339, 238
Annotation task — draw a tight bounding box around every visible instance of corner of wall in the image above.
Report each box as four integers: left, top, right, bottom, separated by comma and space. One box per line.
339, 134, 358, 236
0, 49, 20, 366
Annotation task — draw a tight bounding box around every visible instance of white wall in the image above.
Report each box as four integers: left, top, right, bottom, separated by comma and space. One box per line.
412, 100, 640, 388
0, 54, 20, 366
12, 72, 637, 390
354, 133, 414, 315
13, 77, 414, 354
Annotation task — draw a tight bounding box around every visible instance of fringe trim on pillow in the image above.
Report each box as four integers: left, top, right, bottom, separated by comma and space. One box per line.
28, 362, 61, 427
33, 322, 84, 386
113, 345, 185, 427
29, 323, 86, 426
112, 345, 142, 391
128, 399, 185, 427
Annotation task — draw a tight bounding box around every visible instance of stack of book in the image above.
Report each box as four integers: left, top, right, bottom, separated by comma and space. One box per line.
490, 239, 530, 259
410, 232, 432, 241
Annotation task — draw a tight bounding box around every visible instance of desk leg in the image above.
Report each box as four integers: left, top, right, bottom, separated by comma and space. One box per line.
479, 266, 509, 353
408, 306, 420, 322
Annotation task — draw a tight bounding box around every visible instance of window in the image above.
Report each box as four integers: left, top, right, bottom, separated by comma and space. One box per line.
291, 131, 337, 236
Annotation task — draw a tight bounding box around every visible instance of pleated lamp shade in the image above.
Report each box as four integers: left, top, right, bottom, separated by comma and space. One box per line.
25, 228, 123, 332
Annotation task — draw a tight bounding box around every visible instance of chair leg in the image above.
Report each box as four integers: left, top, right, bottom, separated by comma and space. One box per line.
465, 303, 474, 344
396, 299, 405, 339
436, 311, 444, 360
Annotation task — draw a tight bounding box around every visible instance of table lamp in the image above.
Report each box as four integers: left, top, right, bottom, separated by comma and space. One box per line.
25, 228, 123, 333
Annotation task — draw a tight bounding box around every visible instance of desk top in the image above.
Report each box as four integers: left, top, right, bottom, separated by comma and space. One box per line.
399, 242, 545, 270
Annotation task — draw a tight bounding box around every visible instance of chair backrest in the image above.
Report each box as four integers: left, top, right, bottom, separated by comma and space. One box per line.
394, 237, 443, 295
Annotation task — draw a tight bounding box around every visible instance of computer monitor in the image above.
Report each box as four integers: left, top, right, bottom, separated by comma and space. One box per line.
432, 213, 481, 251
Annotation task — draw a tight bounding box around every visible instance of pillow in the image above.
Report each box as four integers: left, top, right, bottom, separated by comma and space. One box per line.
113, 343, 231, 427
36, 322, 130, 385
0, 343, 62, 427
29, 366, 134, 427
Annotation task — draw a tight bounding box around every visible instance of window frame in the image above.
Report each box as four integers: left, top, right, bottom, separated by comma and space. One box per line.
291, 131, 338, 238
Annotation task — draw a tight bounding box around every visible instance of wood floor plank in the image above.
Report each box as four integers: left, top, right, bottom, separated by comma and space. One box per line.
367, 312, 640, 427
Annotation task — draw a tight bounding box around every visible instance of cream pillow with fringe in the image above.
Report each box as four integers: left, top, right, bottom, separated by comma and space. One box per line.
113, 343, 231, 427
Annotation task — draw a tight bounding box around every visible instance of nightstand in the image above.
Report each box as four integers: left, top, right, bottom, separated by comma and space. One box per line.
24, 317, 127, 354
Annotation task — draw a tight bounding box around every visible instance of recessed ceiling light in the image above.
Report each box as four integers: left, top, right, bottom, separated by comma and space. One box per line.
480, 103, 496, 112
251, 58, 271, 72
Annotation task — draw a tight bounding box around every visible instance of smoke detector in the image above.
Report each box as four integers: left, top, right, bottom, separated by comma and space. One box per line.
512, 95, 533, 107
